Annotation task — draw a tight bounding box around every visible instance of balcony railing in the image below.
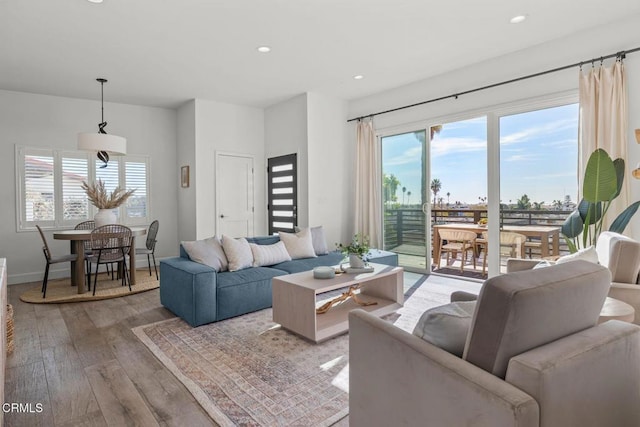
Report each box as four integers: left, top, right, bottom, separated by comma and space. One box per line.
384, 207, 571, 257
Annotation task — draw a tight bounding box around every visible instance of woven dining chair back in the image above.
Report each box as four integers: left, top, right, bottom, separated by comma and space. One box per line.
145, 220, 159, 250
90, 225, 132, 262
137, 220, 160, 280
89, 225, 132, 295
437, 229, 478, 272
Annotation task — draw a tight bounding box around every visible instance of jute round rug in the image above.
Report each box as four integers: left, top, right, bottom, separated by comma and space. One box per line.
20, 269, 159, 304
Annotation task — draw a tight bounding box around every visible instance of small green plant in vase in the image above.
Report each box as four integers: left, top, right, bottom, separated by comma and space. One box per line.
337, 234, 370, 268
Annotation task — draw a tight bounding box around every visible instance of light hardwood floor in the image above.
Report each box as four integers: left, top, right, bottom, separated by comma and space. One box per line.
4, 270, 217, 427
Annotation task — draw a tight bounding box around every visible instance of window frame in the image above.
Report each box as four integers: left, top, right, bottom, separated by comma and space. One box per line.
15, 145, 151, 231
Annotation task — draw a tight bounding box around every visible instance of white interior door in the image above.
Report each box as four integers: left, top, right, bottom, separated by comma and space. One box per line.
216, 153, 255, 237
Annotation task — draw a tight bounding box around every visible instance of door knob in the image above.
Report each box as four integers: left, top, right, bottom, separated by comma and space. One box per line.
220, 214, 225, 218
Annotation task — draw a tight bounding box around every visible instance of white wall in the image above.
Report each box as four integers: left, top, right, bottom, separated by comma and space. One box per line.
177, 100, 197, 241
348, 13, 640, 239
306, 92, 351, 247
264, 93, 351, 247
265, 94, 310, 227
192, 99, 266, 238
0, 90, 178, 284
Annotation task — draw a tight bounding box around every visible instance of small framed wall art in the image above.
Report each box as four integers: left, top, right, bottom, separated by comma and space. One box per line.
181, 165, 190, 188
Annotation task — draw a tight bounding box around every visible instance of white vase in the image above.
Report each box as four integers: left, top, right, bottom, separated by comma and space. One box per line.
349, 253, 366, 269
94, 209, 117, 228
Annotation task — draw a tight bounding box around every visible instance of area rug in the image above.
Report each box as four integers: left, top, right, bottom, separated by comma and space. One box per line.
20, 269, 159, 304
133, 274, 475, 426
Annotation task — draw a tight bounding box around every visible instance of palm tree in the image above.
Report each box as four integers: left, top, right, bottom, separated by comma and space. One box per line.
446, 191, 451, 206
517, 194, 532, 210
552, 199, 563, 210
383, 174, 401, 204
430, 179, 442, 205
407, 191, 412, 205
402, 186, 407, 205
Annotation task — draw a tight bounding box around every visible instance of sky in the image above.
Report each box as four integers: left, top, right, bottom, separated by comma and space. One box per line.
381, 103, 579, 207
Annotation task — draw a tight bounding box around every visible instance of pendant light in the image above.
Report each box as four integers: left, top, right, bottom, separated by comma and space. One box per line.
78, 78, 126, 168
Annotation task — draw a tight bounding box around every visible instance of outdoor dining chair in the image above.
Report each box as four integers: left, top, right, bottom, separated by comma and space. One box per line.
89, 225, 132, 295
36, 225, 78, 298
480, 231, 527, 276
135, 220, 159, 280
436, 229, 477, 273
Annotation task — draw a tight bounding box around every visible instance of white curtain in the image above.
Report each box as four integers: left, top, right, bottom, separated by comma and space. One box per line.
578, 59, 628, 228
355, 118, 382, 248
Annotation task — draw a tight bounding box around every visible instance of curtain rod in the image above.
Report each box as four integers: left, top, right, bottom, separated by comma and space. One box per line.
347, 46, 640, 123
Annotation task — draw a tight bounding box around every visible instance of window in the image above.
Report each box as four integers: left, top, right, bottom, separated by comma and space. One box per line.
375, 93, 578, 277
16, 146, 151, 231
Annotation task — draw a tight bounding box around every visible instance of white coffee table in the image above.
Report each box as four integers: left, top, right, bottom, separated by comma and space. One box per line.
272, 263, 404, 343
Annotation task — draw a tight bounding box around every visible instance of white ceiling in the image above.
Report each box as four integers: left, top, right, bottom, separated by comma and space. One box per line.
2, 0, 640, 109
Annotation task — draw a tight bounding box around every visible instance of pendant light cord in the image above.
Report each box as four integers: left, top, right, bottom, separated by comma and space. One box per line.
97, 78, 107, 134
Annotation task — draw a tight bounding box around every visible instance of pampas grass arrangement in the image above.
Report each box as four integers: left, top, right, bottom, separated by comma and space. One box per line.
82, 179, 136, 209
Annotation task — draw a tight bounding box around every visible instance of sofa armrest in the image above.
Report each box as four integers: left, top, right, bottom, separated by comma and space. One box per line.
450, 290, 478, 302
349, 310, 539, 427
506, 258, 543, 273
159, 257, 218, 327
507, 321, 640, 426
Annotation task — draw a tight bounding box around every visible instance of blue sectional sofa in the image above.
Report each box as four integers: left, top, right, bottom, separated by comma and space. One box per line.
159, 235, 398, 327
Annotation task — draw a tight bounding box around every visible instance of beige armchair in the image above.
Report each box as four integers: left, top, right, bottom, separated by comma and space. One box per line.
349, 261, 640, 427
507, 231, 640, 325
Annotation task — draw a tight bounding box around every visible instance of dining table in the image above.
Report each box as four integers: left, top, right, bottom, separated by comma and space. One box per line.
432, 223, 561, 263
53, 226, 147, 294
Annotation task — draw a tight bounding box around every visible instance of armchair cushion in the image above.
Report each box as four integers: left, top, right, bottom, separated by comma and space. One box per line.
463, 260, 611, 378
555, 245, 599, 265
413, 301, 476, 357
506, 320, 640, 426
596, 231, 640, 284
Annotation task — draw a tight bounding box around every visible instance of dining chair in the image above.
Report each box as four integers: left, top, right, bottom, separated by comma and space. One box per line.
481, 231, 527, 276
89, 225, 132, 295
36, 225, 78, 298
75, 220, 98, 288
76, 220, 119, 283
135, 220, 159, 279
436, 229, 477, 272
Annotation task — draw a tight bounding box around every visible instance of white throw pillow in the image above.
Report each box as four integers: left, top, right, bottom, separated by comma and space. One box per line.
279, 228, 317, 259
182, 236, 228, 272
250, 241, 292, 267
221, 235, 254, 271
555, 245, 599, 265
295, 225, 329, 255
413, 301, 476, 357
533, 260, 553, 269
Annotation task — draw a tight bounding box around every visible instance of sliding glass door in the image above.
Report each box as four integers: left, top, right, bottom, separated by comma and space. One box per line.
430, 117, 488, 278
379, 97, 577, 278
380, 117, 487, 276
381, 130, 428, 270
498, 103, 578, 264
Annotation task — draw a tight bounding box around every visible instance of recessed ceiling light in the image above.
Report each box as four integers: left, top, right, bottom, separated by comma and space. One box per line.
257, 46, 271, 53
353, 75, 364, 80
87, 0, 104, 3
509, 15, 527, 24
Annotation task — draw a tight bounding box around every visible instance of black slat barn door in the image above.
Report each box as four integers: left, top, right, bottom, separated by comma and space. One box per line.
267, 154, 298, 235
